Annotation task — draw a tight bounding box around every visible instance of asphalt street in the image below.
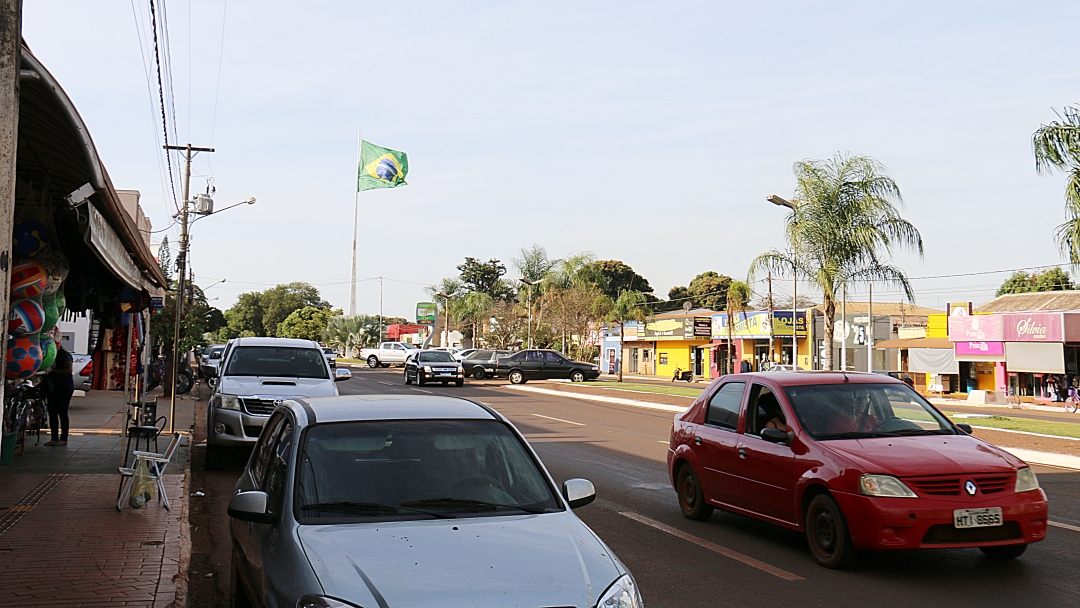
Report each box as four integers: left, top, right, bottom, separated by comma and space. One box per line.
190, 368, 1080, 607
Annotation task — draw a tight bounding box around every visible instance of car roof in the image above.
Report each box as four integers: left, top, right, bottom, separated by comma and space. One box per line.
724, 371, 907, 386
231, 337, 320, 348
299, 395, 498, 424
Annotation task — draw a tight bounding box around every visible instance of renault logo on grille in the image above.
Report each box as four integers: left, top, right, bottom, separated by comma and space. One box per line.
965, 480, 977, 496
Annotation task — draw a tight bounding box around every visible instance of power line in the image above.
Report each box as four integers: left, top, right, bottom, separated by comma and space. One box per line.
209, 0, 228, 146
147, 0, 180, 211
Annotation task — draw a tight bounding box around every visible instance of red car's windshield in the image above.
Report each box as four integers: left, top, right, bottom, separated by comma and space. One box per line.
781, 383, 956, 440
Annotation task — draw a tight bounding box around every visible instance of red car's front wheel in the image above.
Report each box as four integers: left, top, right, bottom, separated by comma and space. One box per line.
805, 494, 855, 568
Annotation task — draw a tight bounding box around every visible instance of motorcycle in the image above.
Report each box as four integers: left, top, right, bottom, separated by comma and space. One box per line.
145, 358, 193, 395
672, 367, 694, 382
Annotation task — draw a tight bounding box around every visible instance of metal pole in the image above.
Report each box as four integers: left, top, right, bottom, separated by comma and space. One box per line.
792, 250, 798, 370
841, 283, 847, 371
527, 285, 533, 349
378, 276, 383, 344
867, 284, 873, 372
0, 0, 21, 431
142, 309, 151, 403
350, 126, 360, 316
123, 314, 132, 406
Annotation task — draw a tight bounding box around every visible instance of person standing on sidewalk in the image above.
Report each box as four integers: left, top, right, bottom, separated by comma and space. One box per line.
44, 342, 74, 447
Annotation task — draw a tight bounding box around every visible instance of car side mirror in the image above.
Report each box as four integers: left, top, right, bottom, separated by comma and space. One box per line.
760, 428, 793, 444
335, 368, 352, 382
562, 478, 596, 509
228, 491, 275, 524
955, 423, 973, 434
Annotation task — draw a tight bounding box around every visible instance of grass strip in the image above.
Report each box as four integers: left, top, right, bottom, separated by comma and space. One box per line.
591, 381, 704, 398
946, 413, 1080, 440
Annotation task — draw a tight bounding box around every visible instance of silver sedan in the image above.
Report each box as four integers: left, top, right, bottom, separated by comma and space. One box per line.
227, 395, 642, 608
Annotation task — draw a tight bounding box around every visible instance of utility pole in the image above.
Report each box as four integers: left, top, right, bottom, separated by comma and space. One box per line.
867, 284, 874, 372
0, 0, 20, 423
766, 272, 774, 365
378, 276, 384, 344
349, 126, 361, 316
164, 143, 213, 433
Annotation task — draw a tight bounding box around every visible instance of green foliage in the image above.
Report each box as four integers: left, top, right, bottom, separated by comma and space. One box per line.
322, 314, 382, 355
485, 300, 527, 348
217, 282, 329, 340
278, 306, 342, 341
606, 289, 648, 381
152, 281, 226, 354
996, 267, 1075, 296
665, 271, 732, 311
157, 236, 173, 283
1033, 106, 1080, 265
457, 257, 515, 300
579, 260, 653, 300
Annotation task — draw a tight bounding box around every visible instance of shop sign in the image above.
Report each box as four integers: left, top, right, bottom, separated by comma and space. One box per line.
955, 341, 1004, 356
693, 317, 712, 337
415, 302, 437, 324
772, 311, 808, 336
1002, 312, 1064, 342
948, 314, 1003, 342
712, 311, 807, 339
644, 317, 701, 339
150, 297, 163, 309
86, 203, 142, 290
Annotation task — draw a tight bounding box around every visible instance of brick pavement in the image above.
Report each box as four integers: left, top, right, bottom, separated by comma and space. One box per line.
0, 389, 197, 607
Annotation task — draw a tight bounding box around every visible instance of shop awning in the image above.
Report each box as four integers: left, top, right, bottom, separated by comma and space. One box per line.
908, 348, 959, 374
874, 337, 954, 349
1005, 342, 1064, 374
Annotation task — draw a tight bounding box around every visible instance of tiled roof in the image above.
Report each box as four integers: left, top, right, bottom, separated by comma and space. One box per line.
810, 301, 943, 316
975, 291, 1080, 312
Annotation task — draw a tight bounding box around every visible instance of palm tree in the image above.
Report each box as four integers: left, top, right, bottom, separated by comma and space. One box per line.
724, 280, 752, 374
452, 291, 495, 347
749, 153, 922, 370
425, 278, 463, 346
322, 314, 380, 357
1033, 107, 1080, 264
605, 290, 647, 382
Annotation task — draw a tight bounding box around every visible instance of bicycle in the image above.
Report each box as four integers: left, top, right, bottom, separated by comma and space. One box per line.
1065, 387, 1079, 414
3, 382, 44, 453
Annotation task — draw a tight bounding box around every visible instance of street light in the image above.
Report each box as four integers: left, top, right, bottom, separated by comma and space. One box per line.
519, 277, 539, 349
767, 194, 799, 369
436, 291, 453, 348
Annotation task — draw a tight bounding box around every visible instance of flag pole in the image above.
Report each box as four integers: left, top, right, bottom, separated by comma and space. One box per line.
349, 125, 361, 317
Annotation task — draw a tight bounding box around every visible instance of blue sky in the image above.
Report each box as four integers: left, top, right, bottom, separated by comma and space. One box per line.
22, 1, 1080, 316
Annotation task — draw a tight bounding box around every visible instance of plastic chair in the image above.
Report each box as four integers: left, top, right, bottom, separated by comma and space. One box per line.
117, 433, 182, 511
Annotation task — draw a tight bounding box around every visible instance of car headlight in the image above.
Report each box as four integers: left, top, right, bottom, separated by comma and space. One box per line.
859, 474, 917, 498
1015, 467, 1040, 493
219, 394, 241, 411
296, 596, 362, 608
423, 365, 433, 373
598, 573, 643, 608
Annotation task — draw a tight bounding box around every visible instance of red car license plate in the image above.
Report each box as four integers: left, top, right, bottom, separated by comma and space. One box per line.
953, 507, 1003, 529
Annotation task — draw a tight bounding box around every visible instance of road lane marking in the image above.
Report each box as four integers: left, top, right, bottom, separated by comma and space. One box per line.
378, 381, 395, 386
658, 440, 669, 443
531, 413, 584, 426
619, 511, 803, 581
506, 385, 687, 413
1051, 521, 1080, 532
412, 389, 434, 394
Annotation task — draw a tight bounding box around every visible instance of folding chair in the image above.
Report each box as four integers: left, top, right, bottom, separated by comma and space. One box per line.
117, 433, 182, 511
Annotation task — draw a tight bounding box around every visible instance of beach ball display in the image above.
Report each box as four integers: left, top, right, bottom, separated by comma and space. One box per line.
10, 259, 46, 299
55, 290, 66, 315
37, 250, 68, 296
6, 337, 42, 379
41, 294, 58, 332
12, 219, 50, 258
46, 326, 61, 347
8, 299, 44, 336
38, 336, 56, 370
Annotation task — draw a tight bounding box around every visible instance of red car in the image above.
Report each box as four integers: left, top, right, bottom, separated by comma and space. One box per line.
667, 372, 1048, 568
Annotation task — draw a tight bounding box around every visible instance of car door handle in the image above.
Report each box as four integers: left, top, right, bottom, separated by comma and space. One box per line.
737, 448, 747, 458
694, 436, 702, 445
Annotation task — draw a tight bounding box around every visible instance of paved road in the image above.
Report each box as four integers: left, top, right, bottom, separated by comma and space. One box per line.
190, 367, 1080, 607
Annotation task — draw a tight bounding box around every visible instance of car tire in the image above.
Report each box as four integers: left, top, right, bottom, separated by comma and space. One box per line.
455, 379, 464, 387
509, 370, 525, 385
205, 444, 225, 471
381, 363, 390, 368
805, 494, 856, 569
231, 551, 254, 608
405, 370, 413, 385
418, 373, 426, 386
368, 356, 379, 368
677, 464, 714, 521
473, 368, 486, 380
570, 371, 585, 383
441, 381, 449, 386
980, 544, 1027, 560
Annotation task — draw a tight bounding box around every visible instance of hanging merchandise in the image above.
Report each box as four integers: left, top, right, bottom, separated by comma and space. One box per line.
39, 335, 56, 370
11, 218, 51, 258
37, 249, 68, 296
6, 336, 42, 379
8, 299, 44, 336
10, 259, 47, 299
46, 326, 61, 347
55, 289, 66, 315
40, 293, 59, 332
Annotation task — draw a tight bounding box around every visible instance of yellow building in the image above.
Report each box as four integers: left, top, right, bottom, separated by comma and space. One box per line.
632, 309, 716, 380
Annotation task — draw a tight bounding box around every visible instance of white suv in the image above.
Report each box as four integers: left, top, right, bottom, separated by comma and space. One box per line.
206, 337, 350, 469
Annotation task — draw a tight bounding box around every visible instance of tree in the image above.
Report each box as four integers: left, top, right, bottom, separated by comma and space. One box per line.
451, 291, 494, 347
1033, 107, 1080, 264
513, 244, 557, 285
606, 290, 648, 382
157, 236, 173, 283
425, 278, 464, 345
996, 267, 1075, 296
457, 257, 515, 300
278, 306, 342, 341
579, 260, 653, 300
152, 281, 225, 394
218, 291, 266, 339
548, 283, 611, 361
485, 300, 527, 349
262, 282, 329, 337
666, 271, 732, 311
322, 314, 381, 357
724, 281, 752, 375
749, 153, 922, 370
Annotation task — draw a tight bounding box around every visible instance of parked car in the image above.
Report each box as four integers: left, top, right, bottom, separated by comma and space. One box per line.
71, 353, 92, 391
874, 369, 915, 388
198, 344, 226, 378
494, 349, 600, 384
454, 348, 480, 361
668, 371, 1048, 568
321, 346, 337, 369
227, 394, 640, 608
358, 341, 420, 368
205, 337, 351, 470
404, 350, 465, 386
460, 349, 512, 380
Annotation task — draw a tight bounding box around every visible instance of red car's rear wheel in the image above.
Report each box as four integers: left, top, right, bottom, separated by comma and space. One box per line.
677, 464, 713, 521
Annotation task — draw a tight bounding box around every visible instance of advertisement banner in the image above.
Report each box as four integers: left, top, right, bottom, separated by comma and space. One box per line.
415, 302, 437, 324
644, 318, 686, 338
1002, 312, 1064, 342
955, 341, 1004, 356
693, 317, 712, 337
712, 311, 807, 339
948, 314, 1003, 342
771, 311, 808, 336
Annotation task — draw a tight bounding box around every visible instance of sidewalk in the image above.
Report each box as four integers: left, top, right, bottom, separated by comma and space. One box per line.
0, 389, 198, 607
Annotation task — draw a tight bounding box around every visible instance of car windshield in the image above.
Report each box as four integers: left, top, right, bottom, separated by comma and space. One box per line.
465, 350, 493, 360
418, 351, 456, 363
222, 346, 329, 379
295, 420, 561, 522
322, 348, 335, 355
782, 382, 956, 440
209, 347, 224, 359
401, 343, 419, 349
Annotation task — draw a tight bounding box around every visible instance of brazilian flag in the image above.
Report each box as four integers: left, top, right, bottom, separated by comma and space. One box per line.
357, 140, 409, 191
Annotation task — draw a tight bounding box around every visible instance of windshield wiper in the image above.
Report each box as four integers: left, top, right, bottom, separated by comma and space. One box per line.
401, 497, 548, 514
814, 431, 900, 440
301, 501, 453, 519
892, 428, 951, 436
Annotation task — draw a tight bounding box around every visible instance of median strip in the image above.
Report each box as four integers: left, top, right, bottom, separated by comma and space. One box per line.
619, 511, 803, 581
531, 413, 585, 426
506, 385, 688, 413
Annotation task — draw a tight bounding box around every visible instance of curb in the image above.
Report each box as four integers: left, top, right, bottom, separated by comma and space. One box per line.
506, 385, 688, 413
172, 437, 192, 607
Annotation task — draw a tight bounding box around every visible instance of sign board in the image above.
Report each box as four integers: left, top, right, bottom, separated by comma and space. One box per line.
693, 317, 712, 337
415, 302, 437, 325
150, 297, 164, 310
955, 341, 1005, 356
87, 203, 142, 290
712, 311, 807, 339
1002, 312, 1064, 342
949, 314, 1003, 342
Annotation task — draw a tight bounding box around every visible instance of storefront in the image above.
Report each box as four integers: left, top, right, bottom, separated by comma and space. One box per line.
709, 310, 810, 374
642, 311, 714, 380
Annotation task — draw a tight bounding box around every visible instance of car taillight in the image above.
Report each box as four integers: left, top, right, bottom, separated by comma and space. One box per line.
80, 360, 94, 376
